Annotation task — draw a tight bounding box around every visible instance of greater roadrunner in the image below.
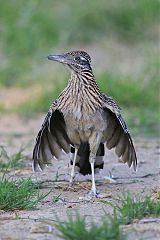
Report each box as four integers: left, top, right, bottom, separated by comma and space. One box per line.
33, 51, 137, 196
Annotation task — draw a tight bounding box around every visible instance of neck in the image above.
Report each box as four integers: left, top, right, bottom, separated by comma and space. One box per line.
70, 69, 100, 91
57, 69, 103, 112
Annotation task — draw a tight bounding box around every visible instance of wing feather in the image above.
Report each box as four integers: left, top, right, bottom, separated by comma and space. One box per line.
107, 124, 122, 149
102, 94, 137, 170
115, 134, 127, 157
33, 105, 71, 171
41, 132, 53, 162
47, 131, 62, 159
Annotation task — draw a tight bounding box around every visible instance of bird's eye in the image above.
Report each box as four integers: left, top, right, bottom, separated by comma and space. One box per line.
74, 56, 81, 61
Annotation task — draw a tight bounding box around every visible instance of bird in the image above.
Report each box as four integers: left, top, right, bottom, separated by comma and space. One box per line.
32, 50, 137, 196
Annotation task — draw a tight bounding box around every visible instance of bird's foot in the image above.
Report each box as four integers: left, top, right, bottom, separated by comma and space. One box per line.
79, 191, 111, 201
78, 189, 99, 201
88, 188, 99, 197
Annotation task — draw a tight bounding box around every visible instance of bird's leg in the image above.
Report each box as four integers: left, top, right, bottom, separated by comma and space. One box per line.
88, 133, 102, 197
89, 153, 97, 196
69, 147, 78, 185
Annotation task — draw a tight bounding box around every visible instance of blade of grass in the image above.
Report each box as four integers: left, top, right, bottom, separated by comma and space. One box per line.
0, 146, 26, 170
102, 192, 160, 225
56, 212, 126, 240
0, 176, 51, 211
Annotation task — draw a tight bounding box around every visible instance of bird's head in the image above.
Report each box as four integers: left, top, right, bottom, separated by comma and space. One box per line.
47, 51, 92, 73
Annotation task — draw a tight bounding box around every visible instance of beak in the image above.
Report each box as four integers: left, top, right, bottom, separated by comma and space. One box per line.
47, 54, 69, 64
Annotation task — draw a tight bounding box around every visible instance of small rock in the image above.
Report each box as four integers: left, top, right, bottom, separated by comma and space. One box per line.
30, 223, 52, 233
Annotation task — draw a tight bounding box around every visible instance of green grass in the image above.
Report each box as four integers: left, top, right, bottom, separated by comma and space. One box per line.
52, 194, 62, 203
0, 0, 159, 87
0, 146, 25, 170
0, 146, 51, 211
0, 176, 49, 211
123, 108, 159, 136
56, 193, 160, 239
56, 212, 126, 240
1, 0, 159, 53
97, 69, 159, 136
98, 72, 159, 110
118, 194, 160, 224
104, 193, 160, 225
0, 0, 159, 138
14, 76, 68, 115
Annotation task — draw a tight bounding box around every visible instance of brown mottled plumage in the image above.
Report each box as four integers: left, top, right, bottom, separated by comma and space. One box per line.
33, 51, 137, 196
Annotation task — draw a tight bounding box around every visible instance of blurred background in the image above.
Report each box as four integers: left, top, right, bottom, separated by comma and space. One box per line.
0, 0, 159, 136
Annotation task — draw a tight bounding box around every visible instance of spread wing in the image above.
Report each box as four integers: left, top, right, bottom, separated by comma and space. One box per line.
102, 94, 137, 171
32, 103, 71, 171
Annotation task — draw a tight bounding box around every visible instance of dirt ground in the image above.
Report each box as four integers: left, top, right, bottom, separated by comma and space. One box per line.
0, 114, 159, 240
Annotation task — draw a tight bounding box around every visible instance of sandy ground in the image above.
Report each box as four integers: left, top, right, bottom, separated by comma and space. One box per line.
0, 114, 159, 240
